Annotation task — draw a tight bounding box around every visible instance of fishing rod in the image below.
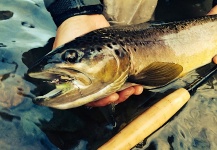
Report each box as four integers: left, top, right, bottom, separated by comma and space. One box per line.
98, 65, 217, 150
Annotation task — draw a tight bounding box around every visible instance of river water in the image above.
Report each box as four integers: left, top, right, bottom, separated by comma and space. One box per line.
0, 0, 216, 150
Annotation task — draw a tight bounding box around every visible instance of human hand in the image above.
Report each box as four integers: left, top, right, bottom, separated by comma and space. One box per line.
53, 14, 110, 49
208, 5, 217, 15
52, 14, 143, 107
208, 5, 217, 64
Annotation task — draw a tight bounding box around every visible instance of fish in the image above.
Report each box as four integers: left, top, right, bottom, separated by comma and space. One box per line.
28, 15, 217, 109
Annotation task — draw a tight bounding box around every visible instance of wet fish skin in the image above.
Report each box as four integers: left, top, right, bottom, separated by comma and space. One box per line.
28, 15, 217, 109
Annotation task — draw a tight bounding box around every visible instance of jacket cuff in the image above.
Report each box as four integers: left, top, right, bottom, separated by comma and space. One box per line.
47, 0, 103, 27
213, 0, 217, 7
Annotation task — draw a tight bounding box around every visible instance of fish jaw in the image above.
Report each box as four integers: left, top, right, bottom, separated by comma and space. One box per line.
29, 66, 129, 109
36, 72, 128, 109
28, 68, 92, 107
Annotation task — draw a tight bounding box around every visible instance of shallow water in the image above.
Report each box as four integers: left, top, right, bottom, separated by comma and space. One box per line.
0, 0, 217, 150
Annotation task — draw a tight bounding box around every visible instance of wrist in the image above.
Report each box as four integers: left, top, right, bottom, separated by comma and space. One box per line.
47, 0, 104, 27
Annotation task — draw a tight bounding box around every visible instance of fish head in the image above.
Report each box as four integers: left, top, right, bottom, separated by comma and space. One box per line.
28, 33, 130, 109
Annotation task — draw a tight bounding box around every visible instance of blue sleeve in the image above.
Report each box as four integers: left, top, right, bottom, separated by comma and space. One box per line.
43, 0, 55, 7
44, 0, 103, 27
213, 0, 217, 6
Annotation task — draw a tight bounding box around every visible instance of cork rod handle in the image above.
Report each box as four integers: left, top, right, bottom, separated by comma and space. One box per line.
98, 88, 190, 150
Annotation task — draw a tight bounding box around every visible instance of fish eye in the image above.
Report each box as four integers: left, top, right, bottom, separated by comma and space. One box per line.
63, 50, 78, 63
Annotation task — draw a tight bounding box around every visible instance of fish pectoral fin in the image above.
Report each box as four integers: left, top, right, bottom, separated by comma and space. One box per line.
128, 62, 183, 87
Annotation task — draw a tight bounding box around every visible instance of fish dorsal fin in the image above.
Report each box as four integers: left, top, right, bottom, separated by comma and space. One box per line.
128, 62, 183, 87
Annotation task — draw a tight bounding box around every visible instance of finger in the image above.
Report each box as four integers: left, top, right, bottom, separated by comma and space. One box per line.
207, 5, 217, 15
213, 55, 217, 64
86, 93, 119, 107
133, 85, 143, 95
115, 87, 135, 104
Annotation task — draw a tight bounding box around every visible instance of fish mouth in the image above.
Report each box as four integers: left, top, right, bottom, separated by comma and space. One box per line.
28, 68, 92, 106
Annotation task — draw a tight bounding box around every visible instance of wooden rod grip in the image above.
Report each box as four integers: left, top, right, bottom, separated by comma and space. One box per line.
98, 88, 191, 150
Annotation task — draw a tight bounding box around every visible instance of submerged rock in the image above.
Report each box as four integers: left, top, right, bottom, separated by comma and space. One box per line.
0, 10, 13, 20
0, 0, 56, 149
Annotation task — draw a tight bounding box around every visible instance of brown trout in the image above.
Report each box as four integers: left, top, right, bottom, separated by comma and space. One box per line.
28, 15, 217, 109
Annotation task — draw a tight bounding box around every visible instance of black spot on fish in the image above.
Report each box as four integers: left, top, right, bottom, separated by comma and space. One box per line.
125, 38, 130, 43
111, 33, 115, 37
134, 47, 137, 52
92, 35, 99, 40
115, 49, 120, 56
0, 11, 13, 20
12, 40, 16, 43
119, 41, 125, 47
112, 42, 117, 45
107, 43, 113, 49
90, 48, 95, 52
21, 21, 35, 28
131, 35, 136, 39
0, 43, 7, 47
119, 36, 124, 40
122, 47, 127, 52
97, 47, 102, 51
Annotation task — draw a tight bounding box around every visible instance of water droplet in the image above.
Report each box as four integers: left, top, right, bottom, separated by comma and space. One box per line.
21, 21, 35, 28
